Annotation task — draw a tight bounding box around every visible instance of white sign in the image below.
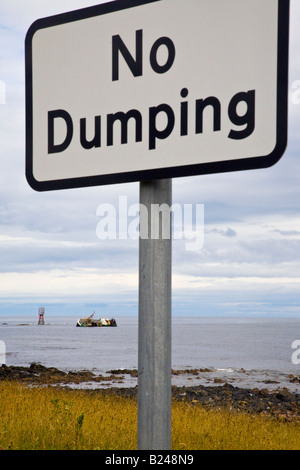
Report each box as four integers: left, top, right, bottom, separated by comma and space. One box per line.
25, 0, 289, 191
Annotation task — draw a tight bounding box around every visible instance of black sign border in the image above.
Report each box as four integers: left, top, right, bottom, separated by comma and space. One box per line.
25, 0, 289, 192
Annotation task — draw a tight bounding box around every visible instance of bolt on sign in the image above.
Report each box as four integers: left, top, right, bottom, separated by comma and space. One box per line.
25, 0, 289, 192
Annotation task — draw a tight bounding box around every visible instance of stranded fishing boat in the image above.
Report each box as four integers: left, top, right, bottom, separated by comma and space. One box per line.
76, 312, 117, 327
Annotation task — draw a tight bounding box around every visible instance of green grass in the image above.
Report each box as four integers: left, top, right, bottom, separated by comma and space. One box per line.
0, 381, 299, 450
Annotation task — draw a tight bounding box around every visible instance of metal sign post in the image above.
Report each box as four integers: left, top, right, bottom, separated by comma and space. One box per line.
138, 179, 172, 450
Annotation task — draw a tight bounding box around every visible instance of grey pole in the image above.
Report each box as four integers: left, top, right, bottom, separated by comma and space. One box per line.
138, 179, 172, 450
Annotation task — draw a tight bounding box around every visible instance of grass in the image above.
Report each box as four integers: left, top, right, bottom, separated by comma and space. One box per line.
172, 400, 300, 450
0, 380, 299, 450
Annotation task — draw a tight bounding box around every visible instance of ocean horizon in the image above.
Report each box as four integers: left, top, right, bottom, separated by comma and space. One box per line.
1, 315, 300, 392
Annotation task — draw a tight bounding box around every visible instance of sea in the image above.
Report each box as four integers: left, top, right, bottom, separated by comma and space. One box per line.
1, 315, 300, 393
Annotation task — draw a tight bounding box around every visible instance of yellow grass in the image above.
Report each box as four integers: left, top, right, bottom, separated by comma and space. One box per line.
0, 381, 299, 450
172, 400, 300, 450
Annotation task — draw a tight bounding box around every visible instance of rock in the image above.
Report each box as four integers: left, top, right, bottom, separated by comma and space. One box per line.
289, 376, 300, 384
1, 364, 300, 420
30, 363, 48, 372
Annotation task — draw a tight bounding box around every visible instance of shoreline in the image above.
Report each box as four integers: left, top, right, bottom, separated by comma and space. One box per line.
1, 361, 300, 391
1, 363, 300, 420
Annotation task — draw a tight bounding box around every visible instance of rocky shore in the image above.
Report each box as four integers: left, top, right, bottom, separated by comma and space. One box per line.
1, 363, 300, 421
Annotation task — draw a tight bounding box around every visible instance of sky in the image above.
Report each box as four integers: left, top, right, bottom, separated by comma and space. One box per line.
0, 0, 300, 319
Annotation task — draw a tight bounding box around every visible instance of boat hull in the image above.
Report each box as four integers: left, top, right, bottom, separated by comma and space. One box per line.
76, 318, 117, 327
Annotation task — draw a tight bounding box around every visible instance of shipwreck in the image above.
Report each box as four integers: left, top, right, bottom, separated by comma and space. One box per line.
76, 312, 117, 327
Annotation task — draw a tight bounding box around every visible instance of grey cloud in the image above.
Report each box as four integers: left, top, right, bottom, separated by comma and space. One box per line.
209, 227, 237, 238
271, 229, 300, 237
1, 0, 300, 317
